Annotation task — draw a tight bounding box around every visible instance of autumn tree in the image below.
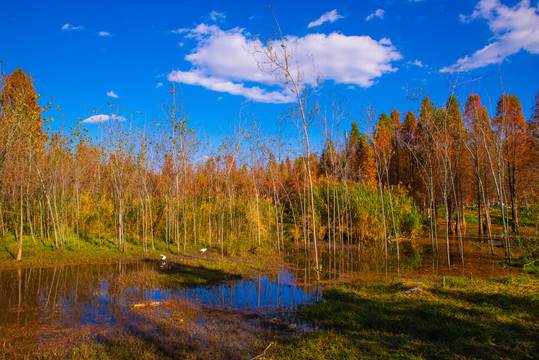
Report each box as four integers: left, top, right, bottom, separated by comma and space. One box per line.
463, 94, 494, 248
346, 121, 376, 184
373, 111, 400, 268
0, 69, 44, 260
526, 91, 539, 201
401, 111, 418, 189
417, 96, 445, 261
389, 108, 402, 185
495, 94, 527, 234
530, 91, 539, 142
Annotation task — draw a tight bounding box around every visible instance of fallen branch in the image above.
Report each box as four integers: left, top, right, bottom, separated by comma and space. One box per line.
403, 287, 422, 295
523, 259, 538, 269
250, 342, 275, 360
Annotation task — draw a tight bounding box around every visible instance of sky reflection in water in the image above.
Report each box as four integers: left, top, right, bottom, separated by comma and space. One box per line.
0, 263, 322, 328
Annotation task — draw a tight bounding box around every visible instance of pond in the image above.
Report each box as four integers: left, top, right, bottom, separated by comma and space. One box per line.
0, 227, 520, 354
0, 262, 322, 332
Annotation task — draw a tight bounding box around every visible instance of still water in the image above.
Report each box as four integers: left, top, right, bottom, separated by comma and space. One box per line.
288, 229, 521, 283
0, 262, 322, 330
0, 228, 519, 345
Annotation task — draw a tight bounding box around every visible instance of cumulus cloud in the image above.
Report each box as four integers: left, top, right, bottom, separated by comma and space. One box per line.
98, 31, 111, 37
61, 23, 84, 31
443, 0, 539, 72
168, 24, 402, 103
107, 91, 119, 98
308, 10, 344, 28
82, 114, 125, 124
366, 9, 385, 21
210, 11, 226, 22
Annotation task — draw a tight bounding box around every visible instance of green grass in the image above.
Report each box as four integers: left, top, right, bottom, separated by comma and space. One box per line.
478, 206, 538, 230
0, 231, 282, 272
464, 212, 479, 224
113, 253, 282, 288
270, 276, 538, 360
0, 234, 138, 269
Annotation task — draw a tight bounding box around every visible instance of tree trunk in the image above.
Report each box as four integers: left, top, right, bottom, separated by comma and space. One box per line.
16, 188, 23, 261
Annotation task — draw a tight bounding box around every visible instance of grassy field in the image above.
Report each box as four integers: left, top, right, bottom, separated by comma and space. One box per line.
0, 232, 283, 277
269, 275, 538, 360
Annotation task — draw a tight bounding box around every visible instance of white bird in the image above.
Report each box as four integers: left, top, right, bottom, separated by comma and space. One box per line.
160, 254, 166, 261
200, 248, 207, 253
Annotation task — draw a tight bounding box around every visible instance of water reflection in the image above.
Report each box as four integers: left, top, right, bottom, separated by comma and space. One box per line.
0, 228, 518, 343
0, 263, 321, 331
176, 271, 321, 309
288, 228, 521, 283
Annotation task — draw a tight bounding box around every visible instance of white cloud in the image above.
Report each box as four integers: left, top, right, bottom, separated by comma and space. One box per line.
61, 23, 84, 31
459, 13, 471, 23
98, 31, 111, 37
443, 0, 539, 72
168, 70, 294, 103
210, 11, 226, 22
366, 9, 385, 21
168, 24, 402, 103
82, 114, 125, 124
409, 60, 424, 67
107, 91, 119, 98
156, 82, 163, 88
308, 10, 344, 28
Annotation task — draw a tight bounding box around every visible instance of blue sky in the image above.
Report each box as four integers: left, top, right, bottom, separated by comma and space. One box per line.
1, 0, 538, 145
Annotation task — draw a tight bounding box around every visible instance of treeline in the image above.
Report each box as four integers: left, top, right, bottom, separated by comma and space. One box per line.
367, 93, 539, 265
1, 68, 538, 271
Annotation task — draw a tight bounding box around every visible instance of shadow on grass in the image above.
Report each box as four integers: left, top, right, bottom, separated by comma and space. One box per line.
3, 245, 15, 259
273, 281, 538, 360
68, 303, 272, 360
431, 286, 538, 319
157, 260, 242, 286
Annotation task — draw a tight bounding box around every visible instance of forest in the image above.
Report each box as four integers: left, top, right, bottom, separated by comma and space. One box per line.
1, 66, 538, 274
1, 63, 539, 359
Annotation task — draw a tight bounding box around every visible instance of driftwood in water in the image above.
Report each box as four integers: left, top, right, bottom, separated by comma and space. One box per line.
133, 301, 162, 309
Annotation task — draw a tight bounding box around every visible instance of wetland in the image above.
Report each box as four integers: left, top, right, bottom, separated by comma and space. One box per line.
1, 225, 537, 360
